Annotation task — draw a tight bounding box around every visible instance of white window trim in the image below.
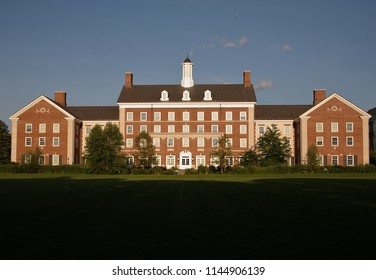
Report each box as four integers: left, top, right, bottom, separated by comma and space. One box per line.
25, 124, 32, 133
331, 136, 339, 146
316, 122, 323, 133
316, 136, 324, 146
346, 122, 353, 132
346, 136, 354, 146
197, 138, 205, 147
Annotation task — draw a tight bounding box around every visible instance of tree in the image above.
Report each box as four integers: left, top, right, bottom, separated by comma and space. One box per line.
84, 123, 124, 174
305, 144, 321, 171
370, 151, 376, 166
210, 134, 232, 173
257, 126, 291, 166
240, 147, 259, 166
0, 120, 11, 164
134, 131, 156, 167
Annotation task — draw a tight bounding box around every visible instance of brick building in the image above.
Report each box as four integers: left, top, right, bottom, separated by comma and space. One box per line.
9, 58, 371, 167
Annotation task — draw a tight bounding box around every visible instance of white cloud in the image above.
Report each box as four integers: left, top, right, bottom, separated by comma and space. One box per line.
255, 80, 273, 90
223, 36, 248, 48
282, 44, 292, 52
224, 42, 237, 48
239, 36, 248, 46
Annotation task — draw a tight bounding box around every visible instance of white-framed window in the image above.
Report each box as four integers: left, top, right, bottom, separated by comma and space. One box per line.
240, 111, 247, 121
211, 125, 218, 133
331, 136, 338, 146
39, 123, 46, 133
197, 111, 204, 121
227, 138, 233, 147
52, 155, 60, 166
183, 112, 190, 121
196, 155, 206, 166
154, 125, 161, 133
284, 125, 291, 134
168, 112, 175, 121
140, 112, 147, 121
331, 155, 339, 166
225, 156, 234, 166
197, 138, 205, 147
126, 112, 133, 121
212, 137, 219, 147
153, 137, 160, 147
25, 137, 32, 146
140, 125, 147, 133
167, 138, 174, 147
203, 90, 212, 101
39, 137, 46, 147
168, 125, 175, 133
53, 137, 60, 147
154, 112, 161, 121
316, 122, 323, 132
166, 155, 175, 167
240, 138, 247, 148
258, 126, 265, 135
25, 124, 32, 133
53, 123, 60, 133
226, 125, 232, 134
346, 122, 353, 132
39, 155, 45, 165
183, 124, 190, 133
125, 156, 134, 166
160, 90, 169, 101
182, 138, 189, 147
331, 122, 338, 132
225, 111, 232, 121
346, 155, 354, 166
126, 125, 133, 134
153, 155, 162, 166
182, 90, 191, 101
319, 155, 324, 166
126, 138, 133, 148
316, 136, 324, 146
346, 136, 354, 146
211, 112, 218, 121
197, 125, 204, 133
85, 126, 92, 135
240, 125, 247, 134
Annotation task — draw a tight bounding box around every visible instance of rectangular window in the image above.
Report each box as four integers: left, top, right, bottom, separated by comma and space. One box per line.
39, 124, 46, 133
197, 138, 205, 147
182, 138, 189, 147
154, 112, 161, 121
211, 112, 218, 121
125, 138, 133, 148
226, 125, 233, 134
125, 156, 134, 166
53, 137, 60, 147
240, 111, 247, 121
153, 125, 161, 133
319, 155, 324, 166
331, 155, 339, 166
167, 138, 174, 147
153, 155, 161, 167
25, 137, 32, 146
331, 136, 338, 146
126, 112, 133, 121
140, 112, 147, 121
197, 125, 204, 133
316, 122, 323, 132
346, 122, 353, 132
227, 138, 233, 147
140, 125, 147, 133
85, 126, 92, 135
126, 125, 133, 134
258, 126, 265, 135
212, 137, 219, 147
284, 125, 291, 134
166, 155, 175, 167
346, 155, 354, 166
52, 155, 60, 166
168, 125, 175, 133
316, 136, 324, 146
211, 125, 218, 133
197, 112, 204, 121
168, 112, 175, 121
53, 124, 60, 133
25, 124, 32, 133
240, 138, 247, 148
240, 125, 247, 134
225, 156, 234, 166
196, 155, 206, 166
331, 122, 338, 132
183, 112, 190, 121
183, 124, 190, 133
225, 111, 232, 121
346, 136, 354, 146
153, 137, 160, 147
39, 137, 46, 147
39, 155, 45, 165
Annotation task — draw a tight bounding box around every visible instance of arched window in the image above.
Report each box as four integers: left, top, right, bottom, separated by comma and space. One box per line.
203, 90, 212, 101
182, 90, 191, 101
160, 90, 169, 101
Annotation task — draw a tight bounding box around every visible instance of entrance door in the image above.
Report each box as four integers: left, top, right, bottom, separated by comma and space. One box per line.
179, 151, 192, 169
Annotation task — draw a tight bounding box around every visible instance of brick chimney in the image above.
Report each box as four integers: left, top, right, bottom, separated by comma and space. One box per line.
313, 89, 326, 105
54, 91, 67, 107
125, 72, 133, 88
243, 70, 251, 87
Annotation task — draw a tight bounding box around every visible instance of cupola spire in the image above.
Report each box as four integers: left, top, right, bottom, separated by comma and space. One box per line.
181, 55, 194, 88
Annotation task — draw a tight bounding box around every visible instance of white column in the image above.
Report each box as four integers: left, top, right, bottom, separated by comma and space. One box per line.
66, 118, 75, 165
10, 118, 19, 163
299, 116, 310, 164
361, 116, 370, 164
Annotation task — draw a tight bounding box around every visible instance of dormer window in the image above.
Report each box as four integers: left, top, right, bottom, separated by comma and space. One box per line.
160, 90, 169, 101
182, 90, 191, 101
203, 90, 212, 101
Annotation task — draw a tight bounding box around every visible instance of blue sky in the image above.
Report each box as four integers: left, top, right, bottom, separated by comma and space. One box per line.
1, 0, 375, 126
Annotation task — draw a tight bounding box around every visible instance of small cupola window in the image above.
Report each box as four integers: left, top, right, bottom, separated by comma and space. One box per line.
203, 90, 212, 101
160, 90, 169, 101
182, 90, 191, 101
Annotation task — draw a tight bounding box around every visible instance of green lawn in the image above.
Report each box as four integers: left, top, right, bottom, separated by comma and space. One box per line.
0, 173, 376, 260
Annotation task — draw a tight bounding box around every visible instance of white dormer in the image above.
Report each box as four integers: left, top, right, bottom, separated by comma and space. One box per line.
182, 90, 191, 101
160, 90, 169, 101
203, 90, 212, 101
181, 57, 194, 88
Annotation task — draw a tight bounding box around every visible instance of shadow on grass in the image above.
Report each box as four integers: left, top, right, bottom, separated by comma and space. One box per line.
0, 176, 375, 260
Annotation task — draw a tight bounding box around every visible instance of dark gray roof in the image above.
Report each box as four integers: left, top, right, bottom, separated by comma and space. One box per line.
117, 84, 257, 103
67, 106, 118, 121
255, 105, 312, 120
368, 107, 376, 118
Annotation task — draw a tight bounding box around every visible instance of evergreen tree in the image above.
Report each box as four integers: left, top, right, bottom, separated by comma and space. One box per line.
84, 123, 124, 173
257, 126, 291, 165
134, 131, 156, 167
0, 120, 11, 164
305, 144, 321, 171
240, 147, 259, 166
210, 134, 232, 173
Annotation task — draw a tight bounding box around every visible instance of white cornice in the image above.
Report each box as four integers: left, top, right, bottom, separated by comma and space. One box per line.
118, 102, 256, 109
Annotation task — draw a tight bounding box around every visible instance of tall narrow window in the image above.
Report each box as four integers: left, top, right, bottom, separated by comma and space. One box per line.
25, 124, 32, 133
39, 124, 46, 133
140, 112, 147, 121
126, 112, 133, 121
331, 122, 338, 132
225, 112, 232, 121
316, 123, 323, 132
53, 124, 60, 133
197, 112, 204, 121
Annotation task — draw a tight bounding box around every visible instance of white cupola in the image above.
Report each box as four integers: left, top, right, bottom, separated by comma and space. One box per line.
181, 56, 194, 88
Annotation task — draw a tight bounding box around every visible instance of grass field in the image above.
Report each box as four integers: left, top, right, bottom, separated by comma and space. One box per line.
0, 173, 376, 260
